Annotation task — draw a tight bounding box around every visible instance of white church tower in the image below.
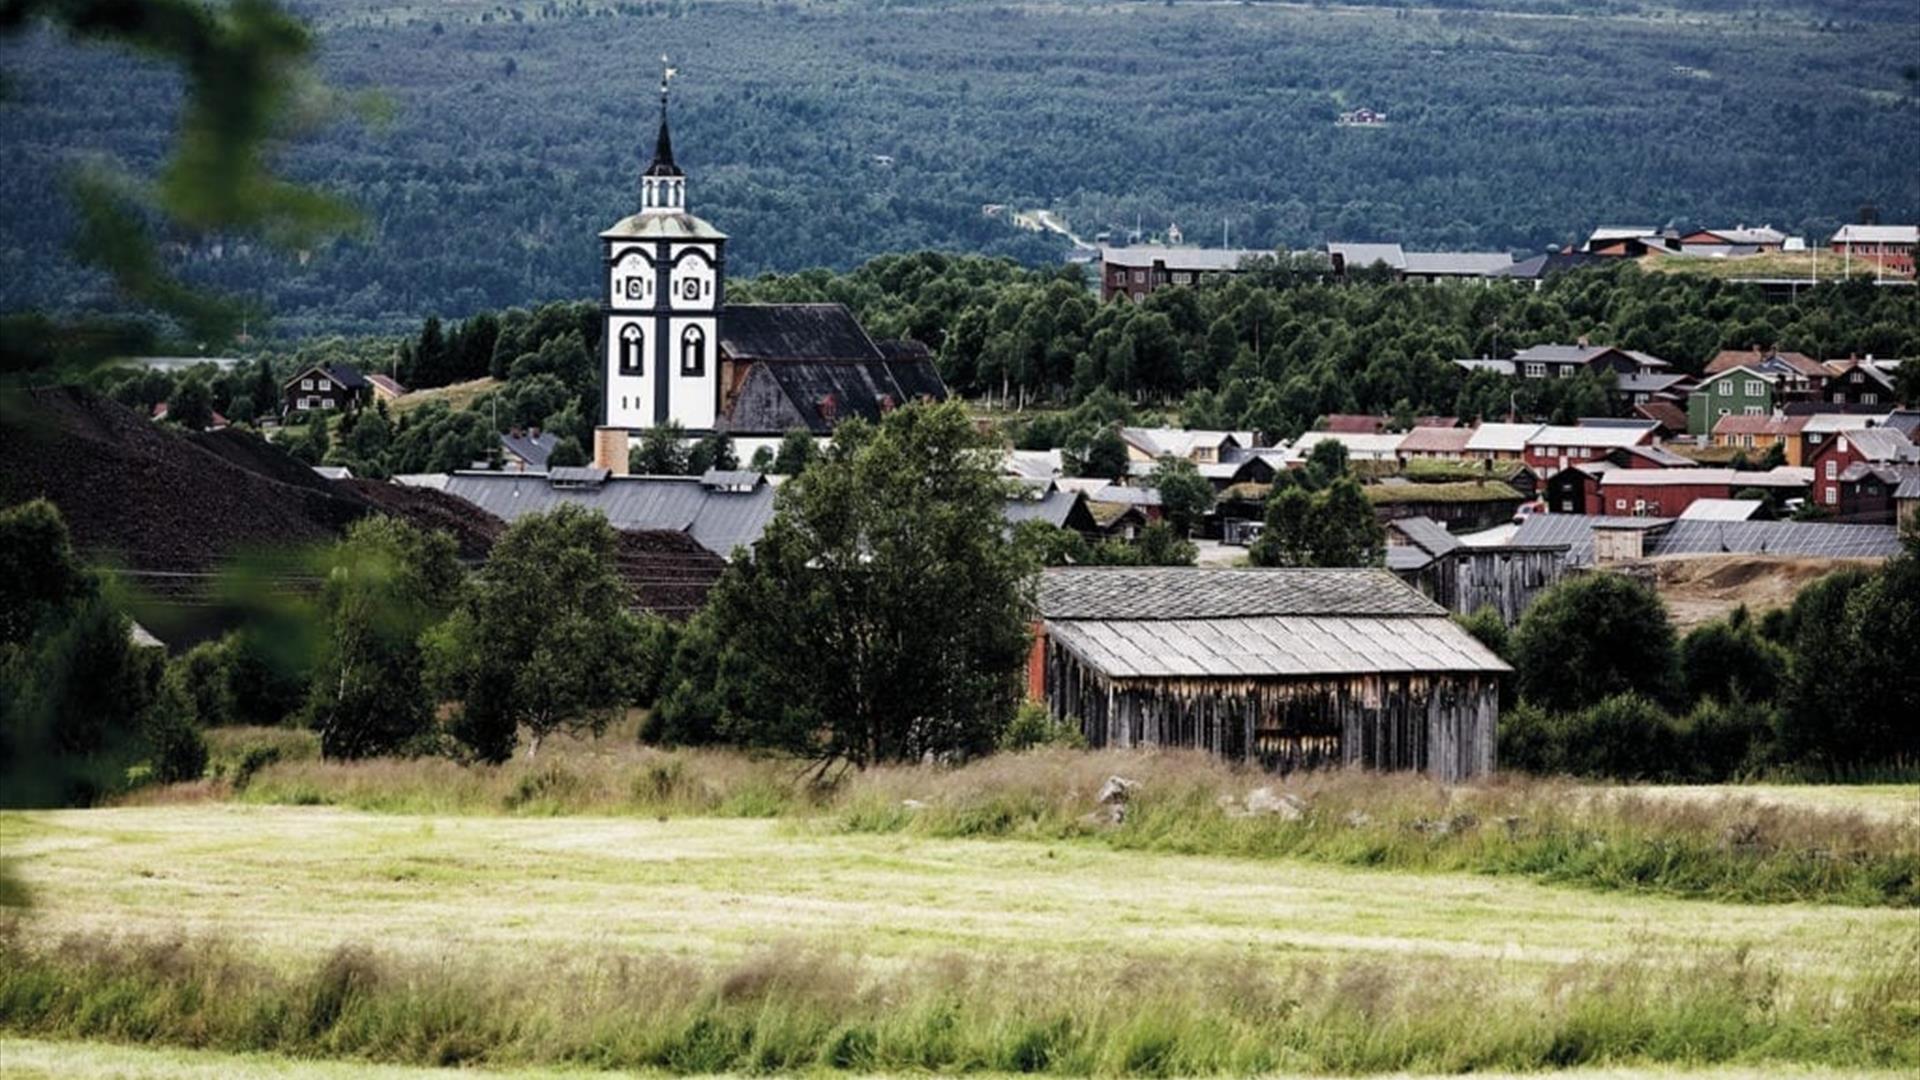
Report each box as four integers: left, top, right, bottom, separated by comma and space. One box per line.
601, 60, 726, 434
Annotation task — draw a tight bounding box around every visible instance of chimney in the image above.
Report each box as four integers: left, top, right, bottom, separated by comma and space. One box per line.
593, 426, 630, 475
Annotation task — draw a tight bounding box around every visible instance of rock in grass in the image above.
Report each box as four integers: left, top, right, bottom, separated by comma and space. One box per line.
1096, 775, 1137, 806
1245, 786, 1306, 820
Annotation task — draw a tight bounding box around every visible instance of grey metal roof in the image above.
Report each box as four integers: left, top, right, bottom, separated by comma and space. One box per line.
501, 431, 559, 468
1002, 487, 1086, 529
1039, 567, 1442, 621
1328, 242, 1407, 271
1895, 474, 1920, 499
1046, 615, 1510, 680
1393, 516, 1463, 558
1614, 373, 1689, 394
1100, 245, 1257, 271
1401, 251, 1515, 276
1512, 514, 1904, 566
443, 471, 775, 558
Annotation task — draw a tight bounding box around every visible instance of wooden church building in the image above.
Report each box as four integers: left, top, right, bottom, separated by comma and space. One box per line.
593, 70, 943, 468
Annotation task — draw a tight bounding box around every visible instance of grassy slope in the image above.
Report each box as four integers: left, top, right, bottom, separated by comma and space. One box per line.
5, 806, 1909, 979
3, 1037, 1914, 1080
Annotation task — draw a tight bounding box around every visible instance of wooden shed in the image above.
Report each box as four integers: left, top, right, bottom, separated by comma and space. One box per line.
1036, 568, 1509, 782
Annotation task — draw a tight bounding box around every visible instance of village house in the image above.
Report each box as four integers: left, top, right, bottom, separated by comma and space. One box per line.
1632, 400, 1690, 439
282, 362, 370, 415
1688, 365, 1777, 435
1710, 413, 1809, 464
1521, 422, 1657, 476
1809, 428, 1920, 523
500, 428, 560, 471
1395, 425, 1475, 461
1324, 243, 1514, 282
1542, 443, 1693, 515
1828, 224, 1918, 275
1463, 422, 1541, 463
1596, 466, 1810, 519
1098, 245, 1255, 302
1283, 430, 1404, 465
1801, 411, 1888, 458
1704, 348, 1828, 400
366, 373, 407, 403
1508, 343, 1670, 381
1032, 567, 1509, 781
1821, 360, 1897, 408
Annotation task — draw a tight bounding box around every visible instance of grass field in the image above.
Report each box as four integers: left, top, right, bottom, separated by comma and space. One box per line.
4, 744, 1917, 1075
4, 1037, 1916, 1080
4, 788, 1919, 1075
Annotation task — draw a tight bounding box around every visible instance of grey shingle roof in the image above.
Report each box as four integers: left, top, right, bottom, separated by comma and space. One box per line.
1048, 615, 1509, 679
442, 472, 775, 558
1039, 567, 1442, 620
1392, 516, 1463, 558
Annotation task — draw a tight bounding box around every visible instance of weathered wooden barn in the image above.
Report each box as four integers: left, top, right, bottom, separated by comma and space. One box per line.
1035, 568, 1509, 781
1385, 517, 1569, 624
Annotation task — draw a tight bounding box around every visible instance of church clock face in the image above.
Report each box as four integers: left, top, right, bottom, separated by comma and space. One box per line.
608, 248, 654, 310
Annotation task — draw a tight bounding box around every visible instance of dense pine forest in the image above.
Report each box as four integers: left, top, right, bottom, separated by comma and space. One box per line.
3, 0, 1917, 339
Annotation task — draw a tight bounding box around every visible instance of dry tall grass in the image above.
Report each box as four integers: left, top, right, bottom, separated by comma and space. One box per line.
2, 926, 1913, 1075
147, 736, 1920, 907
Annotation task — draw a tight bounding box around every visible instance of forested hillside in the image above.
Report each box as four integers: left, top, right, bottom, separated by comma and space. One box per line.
2, 0, 1916, 338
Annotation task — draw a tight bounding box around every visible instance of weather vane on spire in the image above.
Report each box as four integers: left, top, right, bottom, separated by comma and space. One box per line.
660, 54, 677, 100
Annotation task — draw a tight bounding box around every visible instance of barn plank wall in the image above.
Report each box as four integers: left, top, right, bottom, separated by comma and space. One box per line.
1413, 548, 1565, 624
1046, 642, 1498, 782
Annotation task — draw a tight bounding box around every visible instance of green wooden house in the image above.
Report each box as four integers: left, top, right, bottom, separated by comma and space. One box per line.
1688, 365, 1776, 436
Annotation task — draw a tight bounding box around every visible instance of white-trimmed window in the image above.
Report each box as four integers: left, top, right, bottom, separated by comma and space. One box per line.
1614, 498, 1626, 510
1744, 380, 1763, 396
1524, 362, 1546, 378
1825, 486, 1838, 505
1744, 405, 1763, 416
1825, 460, 1838, 480
322, 398, 335, 409
1131, 270, 1145, 284
1717, 381, 1732, 396
301, 378, 314, 390
1863, 392, 1878, 405
1559, 365, 1575, 378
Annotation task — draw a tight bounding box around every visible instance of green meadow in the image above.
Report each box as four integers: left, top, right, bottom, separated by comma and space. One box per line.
3, 747, 1917, 1076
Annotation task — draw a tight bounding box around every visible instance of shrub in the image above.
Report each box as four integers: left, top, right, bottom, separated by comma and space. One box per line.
1675, 696, 1774, 782
999, 700, 1086, 751
1680, 611, 1784, 706
1512, 574, 1678, 712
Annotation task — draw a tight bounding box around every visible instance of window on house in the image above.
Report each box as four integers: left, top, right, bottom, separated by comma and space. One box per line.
1745, 380, 1763, 396
1744, 406, 1763, 416
1863, 392, 1878, 405
1524, 362, 1546, 378
1825, 461, 1838, 480
322, 398, 334, 409
1559, 366, 1575, 378
1132, 270, 1145, 284
1717, 381, 1732, 396
301, 378, 313, 390
1825, 486, 1838, 505
1173, 272, 1191, 285
1614, 498, 1626, 510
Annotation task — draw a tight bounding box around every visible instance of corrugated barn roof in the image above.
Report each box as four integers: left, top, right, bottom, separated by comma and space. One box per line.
1039, 567, 1444, 620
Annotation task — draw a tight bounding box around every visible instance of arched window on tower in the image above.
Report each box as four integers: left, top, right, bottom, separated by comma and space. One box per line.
619, 324, 645, 376
680, 324, 705, 376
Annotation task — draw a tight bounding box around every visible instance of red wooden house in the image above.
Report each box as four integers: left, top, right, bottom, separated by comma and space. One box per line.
1809, 429, 1920, 523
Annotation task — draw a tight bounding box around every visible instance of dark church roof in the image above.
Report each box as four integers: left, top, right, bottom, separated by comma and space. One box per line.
760, 362, 901, 430
719, 304, 883, 362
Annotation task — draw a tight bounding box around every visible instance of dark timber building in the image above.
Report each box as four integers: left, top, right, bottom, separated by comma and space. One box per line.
1034, 568, 1508, 781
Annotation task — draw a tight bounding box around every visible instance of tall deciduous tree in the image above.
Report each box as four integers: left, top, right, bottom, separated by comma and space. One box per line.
1149, 455, 1215, 536
696, 401, 1036, 766
431, 505, 643, 762
302, 518, 462, 760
